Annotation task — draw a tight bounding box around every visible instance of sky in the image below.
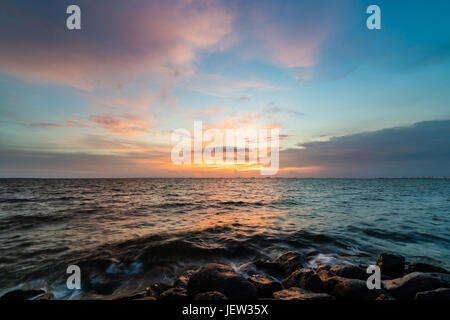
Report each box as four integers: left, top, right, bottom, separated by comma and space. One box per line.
0, 0, 449, 178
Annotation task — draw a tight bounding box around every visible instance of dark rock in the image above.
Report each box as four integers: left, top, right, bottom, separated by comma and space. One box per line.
329, 265, 367, 281
193, 291, 228, 300
136, 296, 158, 300
407, 262, 448, 274
112, 290, 147, 300
273, 287, 336, 300
323, 276, 383, 300
0, 289, 45, 300
149, 283, 171, 297
173, 269, 195, 288
415, 288, 450, 301
248, 274, 282, 297
187, 263, 258, 300
316, 264, 331, 273
275, 251, 307, 275
160, 287, 188, 301
238, 259, 286, 278
317, 269, 335, 282
376, 293, 395, 300
34, 293, 55, 300
383, 272, 450, 300
376, 253, 405, 278
282, 269, 323, 292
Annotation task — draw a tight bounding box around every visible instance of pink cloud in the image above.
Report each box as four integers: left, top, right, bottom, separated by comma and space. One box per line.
0, 0, 235, 89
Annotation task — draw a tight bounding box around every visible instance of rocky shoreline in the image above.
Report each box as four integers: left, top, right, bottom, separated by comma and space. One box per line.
1, 252, 449, 301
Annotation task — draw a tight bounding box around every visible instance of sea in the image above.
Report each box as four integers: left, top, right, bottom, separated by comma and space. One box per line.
0, 178, 449, 299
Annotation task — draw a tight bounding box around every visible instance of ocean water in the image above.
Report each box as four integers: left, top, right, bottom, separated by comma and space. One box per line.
0, 178, 449, 299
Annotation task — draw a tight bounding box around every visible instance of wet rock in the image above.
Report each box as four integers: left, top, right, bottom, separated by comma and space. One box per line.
136, 296, 158, 300
275, 251, 307, 275
112, 289, 147, 300
34, 292, 55, 300
273, 287, 336, 300
329, 265, 367, 281
383, 272, 450, 300
323, 276, 383, 300
193, 291, 228, 300
414, 288, 450, 301
0, 289, 45, 300
376, 253, 405, 278
173, 269, 195, 288
238, 259, 286, 278
317, 269, 335, 282
149, 283, 171, 298
406, 262, 448, 274
248, 274, 282, 297
282, 269, 323, 292
187, 263, 258, 300
375, 293, 395, 300
160, 287, 188, 300
316, 264, 331, 273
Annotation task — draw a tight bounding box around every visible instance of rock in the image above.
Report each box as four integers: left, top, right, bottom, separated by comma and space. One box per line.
248, 274, 282, 297
282, 269, 323, 292
193, 291, 228, 300
112, 289, 147, 300
407, 262, 448, 274
187, 263, 258, 300
149, 283, 171, 298
238, 259, 286, 278
136, 296, 158, 300
323, 276, 382, 300
317, 269, 335, 282
273, 287, 336, 300
0, 289, 45, 300
275, 251, 307, 275
329, 265, 368, 281
160, 287, 188, 301
34, 292, 55, 300
383, 272, 450, 300
376, 293, 395, 300
414, 288, 450, 301
316, 264, 331, 273
173, 269, 195, 288
376, 253, 405, 278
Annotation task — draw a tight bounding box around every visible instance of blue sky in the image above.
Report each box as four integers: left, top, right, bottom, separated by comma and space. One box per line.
0, 0, 449, 177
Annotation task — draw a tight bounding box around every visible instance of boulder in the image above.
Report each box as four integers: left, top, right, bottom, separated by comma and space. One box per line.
248, 274, 282, 297
238, 259, 286, 278
149, 283, 171, 298
193, 291, 228, 300
323, 276, 383, 300
173, 269, 195, 288
375, 293, 395, 300
414, 288, 450, 301
160, 287, 188, 300
383, 272, 450, 300
376, 253, 405, 278
407, 262, 448, 274
329, 265, 368, 281
274, 251, 307, 275
0, 289, 45, 300
272, 287, 336, 300
187, 263, 258, 300
34, 292, 55, 300
282, 269, 323, 292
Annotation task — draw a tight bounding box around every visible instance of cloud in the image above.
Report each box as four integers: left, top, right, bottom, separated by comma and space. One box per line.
0, 0, 235, 89
179, 73, 284, 97
66, 113, 156, 136
281, 120, 450, 177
